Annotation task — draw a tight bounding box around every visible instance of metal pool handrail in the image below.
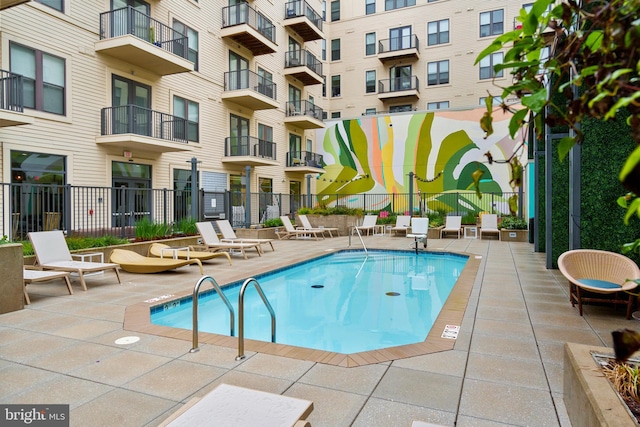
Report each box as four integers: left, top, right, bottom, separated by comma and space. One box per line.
349, 225, 368, 255
190, 275, 235, 353
236, 278, 276, 361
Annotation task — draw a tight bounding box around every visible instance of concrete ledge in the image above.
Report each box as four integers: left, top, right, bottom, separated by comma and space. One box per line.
564, 342, 637, 427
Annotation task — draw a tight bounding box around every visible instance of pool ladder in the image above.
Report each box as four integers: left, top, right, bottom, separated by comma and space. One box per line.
349, 226, 368, 255
189, 275, 276, 362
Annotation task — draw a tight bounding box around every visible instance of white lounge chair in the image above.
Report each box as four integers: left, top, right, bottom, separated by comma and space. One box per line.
23, 268, 73, 304
390, 215, 411, 236
298, 214, 339, 237
407, 217, 429, 252
276, 216, 323, 240
441, 215, 463, 239
28, 230, 121, 291
195, 222, 262, 259
353, 214, 378, 236
216, 219, 275, 252
480, 214, 500, 240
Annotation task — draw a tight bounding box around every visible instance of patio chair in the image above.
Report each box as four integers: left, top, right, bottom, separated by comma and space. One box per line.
479, 214, 500, 240
276, 216, 323, 240
298, 214, 339, 238
353, 215, 378, 236
28, 230, 121, 291
558, 249, 640, 319
195, 221, 262, 259
216, 219, 275, 252
441, 216, 463, 239
109, 249, 204, 274
23, 268, 73, 305
407, 217, 429, 253
148, 243, 232, 265
390, 215, 411, 236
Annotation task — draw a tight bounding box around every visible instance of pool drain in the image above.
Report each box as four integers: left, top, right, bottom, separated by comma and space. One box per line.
311, 285, 324, 288
385, 292, 400, 296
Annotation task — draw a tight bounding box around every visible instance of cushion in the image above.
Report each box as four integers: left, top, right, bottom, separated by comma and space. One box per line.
578, 279, 621, 289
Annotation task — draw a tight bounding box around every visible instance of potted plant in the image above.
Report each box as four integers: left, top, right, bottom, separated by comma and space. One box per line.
499, 215, 528, 242
296, 206, 364, 236
0, 235, 25, 313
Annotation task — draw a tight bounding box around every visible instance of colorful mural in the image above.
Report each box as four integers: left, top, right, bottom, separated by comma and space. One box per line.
314, 106, 527, 214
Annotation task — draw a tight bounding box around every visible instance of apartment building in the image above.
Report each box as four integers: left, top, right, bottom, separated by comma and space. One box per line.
323, 0, 533, 117
0, 0, 327, 229
0, 0, 533, 232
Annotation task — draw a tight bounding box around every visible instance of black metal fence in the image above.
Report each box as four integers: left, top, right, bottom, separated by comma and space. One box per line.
0, 182, 522, 240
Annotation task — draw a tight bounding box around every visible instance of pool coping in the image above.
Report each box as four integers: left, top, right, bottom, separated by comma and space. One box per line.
123, 250, 481, 367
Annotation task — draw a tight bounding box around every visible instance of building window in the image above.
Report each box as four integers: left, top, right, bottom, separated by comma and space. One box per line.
173, 20, 199, 71
365, 70, 376, 93
10, 42, 65, 115
321, 39, 326, 61
331, 0, 340, 21
364, 108, 377, 115
427, 60, 449, 85
365, 33, 376, 56
390, 105, 412, 113
480, 9, 504, 37
385, 0, 415, 11
479, 96, 503, 106
331, 111, 341, 118
331, 75, 341, 97
479, 52, 503, 79
11, 151, 66, 185
322, 76, 326, 97
428, 19, 449, 46
427, 101, 449, 110
331, 39, 341, 61
35, 0, 63, 11
366, 0, 375, 14
173, 96, 199, 142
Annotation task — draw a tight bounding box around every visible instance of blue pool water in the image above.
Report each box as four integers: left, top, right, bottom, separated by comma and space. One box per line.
151, 250, 468, 354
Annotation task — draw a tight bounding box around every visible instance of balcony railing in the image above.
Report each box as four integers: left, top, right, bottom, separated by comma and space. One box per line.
286, 151, 323, 168
284, 0, 323, 32
0, 69, 24, 113
100, 105, 189, 143
99, 6, 190, 60
378, 34, 419, 54
378, 76, 420, 94
223, 70, 277, 99
285, 100, 323, 119
222, 3, 276, 43
285, 49, 323, 76
224, 136, 277, 160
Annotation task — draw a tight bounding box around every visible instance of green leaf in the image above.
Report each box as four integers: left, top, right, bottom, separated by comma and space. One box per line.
474, 32, 521, 64
522, 12, 539, 36
520, 88, 548, 112
620, 146, 640, 182
509, 109, 529, 138
584, 30, 604, 51
605, 91, 640, 120
557, 137, 576, 162
624, 198, 640, 225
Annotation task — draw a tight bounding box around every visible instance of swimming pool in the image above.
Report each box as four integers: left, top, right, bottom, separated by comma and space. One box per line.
151, 250, 468, 354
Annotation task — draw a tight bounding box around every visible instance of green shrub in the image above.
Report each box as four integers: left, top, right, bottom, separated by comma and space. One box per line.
174, 217, 197, 235
263, 217, 283, 228
500, 216, 528, 230
298, 206, 364, 216
134, 218, 172, 240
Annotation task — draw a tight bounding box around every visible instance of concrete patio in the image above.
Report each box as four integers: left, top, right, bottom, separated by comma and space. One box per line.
1, 234, 636, 426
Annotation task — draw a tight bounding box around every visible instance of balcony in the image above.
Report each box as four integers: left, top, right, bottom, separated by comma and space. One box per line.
284, 100, 324, 129
96, 7, 194, 75
96, 105, 196, 153
0, 0, 29, 10
222, 136, 278, 167
0, 70, 34, 127
285, 151, 324, 173
378, 34, 420, 62
377, 76, 420, 101
283, 0, 324, 42
284, 50, 323, 86
221, 3, 276, 56
221, 70, 279, 110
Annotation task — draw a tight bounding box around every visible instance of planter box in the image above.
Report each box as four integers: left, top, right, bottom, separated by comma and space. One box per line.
428, 226, 443, 240
564, 342, 637, 426
1, 243, 24, 313
499, 229, 528, 242
235, 227, 278, 240
295, 214, 362, 236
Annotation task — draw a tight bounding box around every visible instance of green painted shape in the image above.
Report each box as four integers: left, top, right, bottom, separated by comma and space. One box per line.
406, 113, 433, 188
